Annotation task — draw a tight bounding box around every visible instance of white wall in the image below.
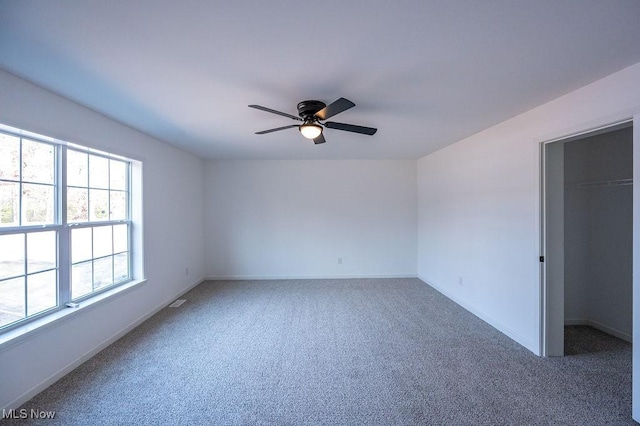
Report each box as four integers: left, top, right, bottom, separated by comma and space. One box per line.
0, 69, 205, 410
204, 160, 417, 279
564, 127, 633, 340
417, 62, 640, 355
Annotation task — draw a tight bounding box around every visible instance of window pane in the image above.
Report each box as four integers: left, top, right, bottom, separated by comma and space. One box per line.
113, 224, 128, 253
22, 183, 54, 225
110, 191, 126, 220
110, 160, 127, 190
89, 189, 109, 221
89, 155, 109, 189
0, 181, 19, 227
67, 187, 88, 222
67, 150, 88, 187
114, 252, 128, 283
94, 256, 113, 290
0, 277, 25, 328
0, 233, 24, 280
71, 261, 92, 299
0, 133, 20, 181
93, 226, 113, 258
27, 270, 57, 316
71, 227, 92, 263
27, 231, 56, 274
22, 139, 54, 184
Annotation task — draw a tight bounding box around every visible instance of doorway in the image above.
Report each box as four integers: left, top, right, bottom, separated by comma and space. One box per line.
542, 121, 634, 357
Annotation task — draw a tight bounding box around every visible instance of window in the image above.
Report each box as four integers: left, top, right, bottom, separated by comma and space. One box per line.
0, 127, 135, 331
66, 149, 130, 299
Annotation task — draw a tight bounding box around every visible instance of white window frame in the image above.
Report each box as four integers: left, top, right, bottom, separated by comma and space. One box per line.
64, 147, 132, 302
0, 123, 145, 340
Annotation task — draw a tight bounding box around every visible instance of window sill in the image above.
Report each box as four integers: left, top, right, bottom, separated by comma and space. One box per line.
0, 278, 147, 351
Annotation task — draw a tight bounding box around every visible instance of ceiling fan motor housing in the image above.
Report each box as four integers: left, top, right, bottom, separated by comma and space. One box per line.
297, 100, 326, 120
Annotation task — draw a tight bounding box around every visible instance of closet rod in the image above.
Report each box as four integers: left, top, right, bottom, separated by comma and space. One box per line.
566, 178, 633, 189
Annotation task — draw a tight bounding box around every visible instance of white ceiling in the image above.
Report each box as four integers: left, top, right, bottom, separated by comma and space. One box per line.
1, 1, 640, 160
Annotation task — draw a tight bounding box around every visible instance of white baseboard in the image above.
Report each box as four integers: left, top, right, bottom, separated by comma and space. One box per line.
3, 277, 205, 411
204, 274, 417, 281
565, 318, 632, 342
417, 275, 538, 355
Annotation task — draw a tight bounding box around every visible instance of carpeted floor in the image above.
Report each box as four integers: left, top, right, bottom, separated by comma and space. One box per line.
2, 278, 633, 425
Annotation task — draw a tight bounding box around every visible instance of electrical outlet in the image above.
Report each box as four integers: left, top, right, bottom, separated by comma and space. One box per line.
458, 276, 463, 286
185, 267, 189, 275
338, 257, 342, 265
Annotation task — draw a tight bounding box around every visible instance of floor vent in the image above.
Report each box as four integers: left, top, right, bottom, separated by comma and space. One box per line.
169, 299, 186, 308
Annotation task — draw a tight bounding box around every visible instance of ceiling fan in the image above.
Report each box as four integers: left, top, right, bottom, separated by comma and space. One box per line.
249, 98, 377, 144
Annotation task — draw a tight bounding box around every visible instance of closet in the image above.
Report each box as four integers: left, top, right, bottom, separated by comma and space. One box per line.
563, 125, 633, 342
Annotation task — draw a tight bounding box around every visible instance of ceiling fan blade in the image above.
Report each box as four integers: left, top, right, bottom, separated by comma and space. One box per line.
314, 97, 355, 120
249, 105, 302, 121
255, 124, 299, 134
313, 133, 326, 145
324, 121, 377, 135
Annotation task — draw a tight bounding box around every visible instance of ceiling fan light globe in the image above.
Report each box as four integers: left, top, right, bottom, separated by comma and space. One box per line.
299, 123, 322, 140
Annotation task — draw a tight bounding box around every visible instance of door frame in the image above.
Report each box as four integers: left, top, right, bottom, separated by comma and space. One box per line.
539, 118, 634, 357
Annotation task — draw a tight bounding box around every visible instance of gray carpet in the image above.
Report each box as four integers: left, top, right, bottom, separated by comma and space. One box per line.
2, 278, 633, 425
